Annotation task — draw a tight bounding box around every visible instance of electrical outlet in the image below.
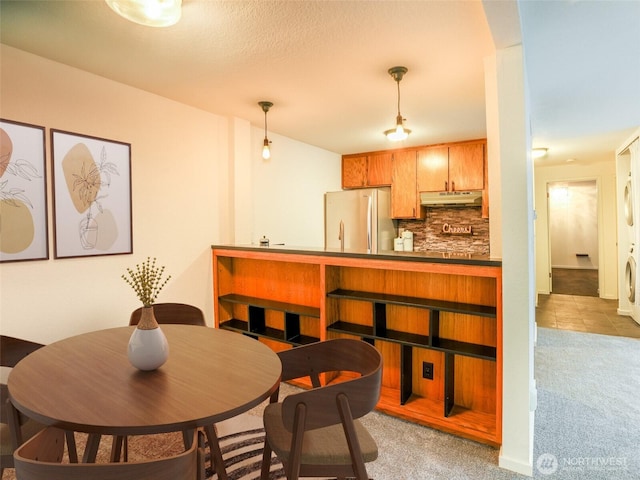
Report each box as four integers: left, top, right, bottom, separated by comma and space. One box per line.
422, 361, 434, 380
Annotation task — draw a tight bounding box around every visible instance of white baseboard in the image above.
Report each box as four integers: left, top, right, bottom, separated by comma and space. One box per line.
551, 265, 598, 270
498, 453, 533, 477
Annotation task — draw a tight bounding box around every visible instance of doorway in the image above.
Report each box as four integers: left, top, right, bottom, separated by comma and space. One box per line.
547, 180, 599, 297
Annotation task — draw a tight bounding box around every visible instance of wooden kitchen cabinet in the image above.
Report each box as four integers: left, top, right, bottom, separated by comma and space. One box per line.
417, 146, 448, 192
367, 153, 393, 186
391, 150, 420, 219
417, 141, 485, 192
342, 153, 392, 188
449, 142, 484, 191
343, 139, 487, 218
342, 155, 367, 188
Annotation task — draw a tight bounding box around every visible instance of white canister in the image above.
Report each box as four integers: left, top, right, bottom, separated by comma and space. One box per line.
402, 230, 414, 252
394, 237, 404, 252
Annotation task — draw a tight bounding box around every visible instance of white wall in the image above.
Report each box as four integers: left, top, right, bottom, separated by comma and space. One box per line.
0, 45, 339, 343
250, 129, 341, 247
534, 160, 618, 299
486, 45, 535, 476
548, 181, 598, 269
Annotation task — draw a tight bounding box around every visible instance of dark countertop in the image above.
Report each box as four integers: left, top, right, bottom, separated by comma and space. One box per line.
211, 244, 502, 267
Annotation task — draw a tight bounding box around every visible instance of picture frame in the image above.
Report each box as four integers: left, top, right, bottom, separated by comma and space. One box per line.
51, 129, 132, 259
0, 119, 49, 263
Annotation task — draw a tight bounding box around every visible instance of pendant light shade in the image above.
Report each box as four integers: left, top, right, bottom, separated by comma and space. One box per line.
259, 101, 273, 160
384, 66, 411, 141
105, 0, 182, 27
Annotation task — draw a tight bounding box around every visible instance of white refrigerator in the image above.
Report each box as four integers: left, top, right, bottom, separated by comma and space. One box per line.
324, 187, 396, 253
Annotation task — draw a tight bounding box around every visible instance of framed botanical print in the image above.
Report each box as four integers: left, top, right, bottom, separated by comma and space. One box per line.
51, 129, 132, 258
0, 119, 49, 262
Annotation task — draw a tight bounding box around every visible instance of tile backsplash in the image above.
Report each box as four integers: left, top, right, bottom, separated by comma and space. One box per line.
398, 207, 489, 255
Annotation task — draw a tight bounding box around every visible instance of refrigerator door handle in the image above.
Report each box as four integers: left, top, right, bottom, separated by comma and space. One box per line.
366, 194, 372, 253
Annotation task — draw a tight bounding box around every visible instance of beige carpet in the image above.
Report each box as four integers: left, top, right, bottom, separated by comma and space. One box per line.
2, 383, 521, 480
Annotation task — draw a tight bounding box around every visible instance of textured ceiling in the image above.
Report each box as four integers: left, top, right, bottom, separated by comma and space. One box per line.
1, 0, 639, 165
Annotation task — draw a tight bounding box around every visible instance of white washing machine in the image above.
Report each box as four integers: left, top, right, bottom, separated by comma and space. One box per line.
617, 134, 640, 324
624, 177, 637, 308
617, 170, 634, 316
626, 246, 636, 304
628, 165, 640, 322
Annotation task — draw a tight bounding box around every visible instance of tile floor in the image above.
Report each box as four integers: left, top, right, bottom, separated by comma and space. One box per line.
536, 293, 640, 339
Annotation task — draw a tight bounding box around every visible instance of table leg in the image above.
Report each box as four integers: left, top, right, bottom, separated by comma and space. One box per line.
182, 428, 195, 448
65, 431, 78, 463
110, 435, 124, 462
82, 433, 102, 463
204, 424, 228, 480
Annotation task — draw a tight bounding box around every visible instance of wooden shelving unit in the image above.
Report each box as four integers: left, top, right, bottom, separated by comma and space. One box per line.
218, 293, 320, 345
212, 246, 502, 446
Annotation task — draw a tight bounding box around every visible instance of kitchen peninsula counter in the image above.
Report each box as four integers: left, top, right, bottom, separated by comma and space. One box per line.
211, 243, 501, 266
211, 244, 502, 446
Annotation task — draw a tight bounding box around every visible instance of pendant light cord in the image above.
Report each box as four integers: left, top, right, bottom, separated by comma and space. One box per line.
264, 109, 268, 139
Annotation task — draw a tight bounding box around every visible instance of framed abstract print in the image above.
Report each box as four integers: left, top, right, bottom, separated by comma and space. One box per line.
0, 119, 48, 262
51, 129, 132, 259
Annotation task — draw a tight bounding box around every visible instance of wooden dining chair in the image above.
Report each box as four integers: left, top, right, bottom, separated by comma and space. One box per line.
14, 427, 206, 480
1, 335, 45, 476
260, 338, 383, 480
129, 303, 206, 326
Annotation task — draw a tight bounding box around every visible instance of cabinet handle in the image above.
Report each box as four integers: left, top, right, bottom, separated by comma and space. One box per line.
445, 180, 448, 191
451, 181, 455, 192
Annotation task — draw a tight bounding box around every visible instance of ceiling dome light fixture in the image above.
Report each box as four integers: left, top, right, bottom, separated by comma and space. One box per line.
259, 101, 273, 160
105, 0, 182, 27
384, 66, 411, 141
532, 147, 548, 159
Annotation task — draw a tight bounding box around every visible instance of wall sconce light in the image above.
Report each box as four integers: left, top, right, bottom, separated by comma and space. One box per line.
384, 66, 411, 141
259, 101, 273, 160
105, 0, 182, 27
532, 148, 548, 159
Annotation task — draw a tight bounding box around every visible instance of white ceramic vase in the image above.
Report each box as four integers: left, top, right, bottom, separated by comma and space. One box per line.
127, 306, 169, 371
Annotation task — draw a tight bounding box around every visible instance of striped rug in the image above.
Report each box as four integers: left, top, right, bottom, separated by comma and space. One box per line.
207, 427, 284, 480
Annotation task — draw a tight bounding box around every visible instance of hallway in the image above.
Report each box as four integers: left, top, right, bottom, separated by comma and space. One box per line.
536, 294, 640, 339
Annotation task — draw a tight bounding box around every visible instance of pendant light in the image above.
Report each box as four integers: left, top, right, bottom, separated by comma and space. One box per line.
259, 101, 273, 160
384, 66, 411, 141
105, 0, 182, 27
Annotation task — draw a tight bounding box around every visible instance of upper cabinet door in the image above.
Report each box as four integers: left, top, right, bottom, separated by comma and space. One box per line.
417, 146, 448, 192
367, 153, 392, 186
448, 143, 484, 191
391, 150, 419, 219
342, 155, 367, 188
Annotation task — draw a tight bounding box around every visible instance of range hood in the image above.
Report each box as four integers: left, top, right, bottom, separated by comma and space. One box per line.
420, 191, 483, 207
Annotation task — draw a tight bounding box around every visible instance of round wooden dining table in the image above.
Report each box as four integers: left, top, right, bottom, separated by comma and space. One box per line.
8, 325, 282, 479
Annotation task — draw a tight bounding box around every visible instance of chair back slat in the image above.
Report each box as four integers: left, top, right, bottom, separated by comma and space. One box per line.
129, 303, 206, 326
1, 335, 45, 473
14, 428, 202, 480
279, 339, 382, 431
1, 336, 44, 368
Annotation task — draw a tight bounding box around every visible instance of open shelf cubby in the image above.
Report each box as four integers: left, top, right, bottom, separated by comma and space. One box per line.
218, 294, 320, 345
